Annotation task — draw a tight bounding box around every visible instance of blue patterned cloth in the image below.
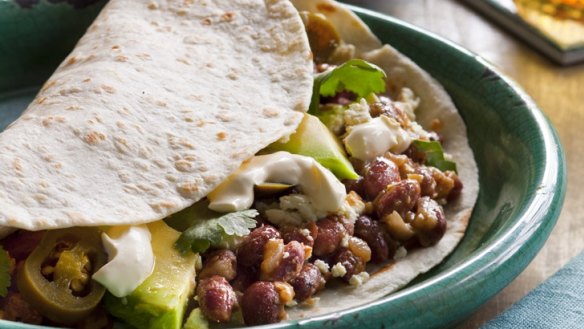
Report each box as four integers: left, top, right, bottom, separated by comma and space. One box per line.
482, 250, 584, 329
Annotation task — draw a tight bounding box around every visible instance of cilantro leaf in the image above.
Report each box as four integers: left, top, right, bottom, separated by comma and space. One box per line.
309, 59, 386, 114
411, 140, 457, 172
175, 210, 258, 254
0, 246, 12, 297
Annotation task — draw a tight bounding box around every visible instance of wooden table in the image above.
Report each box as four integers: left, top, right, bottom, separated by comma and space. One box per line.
342, 0, 584, 327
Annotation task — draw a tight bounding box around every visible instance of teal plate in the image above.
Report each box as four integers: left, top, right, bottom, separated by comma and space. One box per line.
0, 1, 566, 329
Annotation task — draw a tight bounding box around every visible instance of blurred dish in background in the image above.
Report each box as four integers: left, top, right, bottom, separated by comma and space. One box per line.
514, 0, 584, 49
462, 0, 584, 65
516, 0, 584, 23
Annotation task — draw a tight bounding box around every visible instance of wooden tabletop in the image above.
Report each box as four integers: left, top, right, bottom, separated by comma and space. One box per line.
343, 0, 584, 327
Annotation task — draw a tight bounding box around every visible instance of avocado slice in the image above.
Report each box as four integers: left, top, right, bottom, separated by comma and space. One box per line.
262, 113, 359, 180
104, 221, 197, 329
183, 308, 209, 329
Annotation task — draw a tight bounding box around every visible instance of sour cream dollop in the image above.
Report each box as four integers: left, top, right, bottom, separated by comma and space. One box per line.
343, 115, 411, 161
92, 225, 155, 297
208, 152, 346, 213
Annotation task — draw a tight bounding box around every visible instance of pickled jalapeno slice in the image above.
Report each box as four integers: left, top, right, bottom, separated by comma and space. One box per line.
16, 227, 106, 325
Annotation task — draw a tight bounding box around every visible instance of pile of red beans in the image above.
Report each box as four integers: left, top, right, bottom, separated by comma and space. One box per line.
195, 146, 462, 325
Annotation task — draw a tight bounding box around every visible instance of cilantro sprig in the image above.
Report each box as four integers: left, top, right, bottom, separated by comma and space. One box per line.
309, 59, 386, 114
411, 140, 457, 172
175, 210, 258, 254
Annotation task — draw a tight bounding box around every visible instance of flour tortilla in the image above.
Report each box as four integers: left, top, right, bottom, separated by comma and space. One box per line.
0, 0, 313, 232
287, 0, 479, 318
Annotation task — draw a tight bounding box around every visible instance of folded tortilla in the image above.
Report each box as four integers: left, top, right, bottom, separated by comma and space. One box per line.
287, 0, 479, 318
0, 0, 312, 232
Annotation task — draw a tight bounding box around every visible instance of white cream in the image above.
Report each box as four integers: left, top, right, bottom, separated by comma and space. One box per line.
92, 225, 155, 297
208, 152, 346, 213
343, 115, 411, 161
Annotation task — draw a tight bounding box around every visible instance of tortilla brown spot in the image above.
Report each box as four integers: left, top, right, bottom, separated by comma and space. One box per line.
84, 131, 107, 145
12, 158, 22, 173
150, 201, 177, 213
216, 132, 227, 141
41, 80, 56, 92
65, 57, 77, 66
101, 85, 116, 94
115, 55, 129, 62
175, 159, 194, 172
177, 182, 199, 196
147, 2, 158, 10
221, 11, 236, 22
177, 57, 191, 65
263, 108, 279, 118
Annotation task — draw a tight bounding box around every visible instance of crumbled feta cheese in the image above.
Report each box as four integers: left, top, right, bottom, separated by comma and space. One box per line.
329, 43, 356, 63
331, 262, 347, 278
302, 297, 320, 307
343, 191, 365, 222
265, 194, 327, 226
264, 194, 327, 227
280, 194, 325, 220
340, 234, 350, 248
344, 99, 372, 127
265, 209, 304, 226
314, 259, 330, 274
394, 246, 408, 260
407, 121, 433, 140
299, 228, 311, 238
349, 271, 370, 286
395, 87, 420, 120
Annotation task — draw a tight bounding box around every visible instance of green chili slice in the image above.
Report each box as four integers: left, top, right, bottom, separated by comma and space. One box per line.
17, 227, 107, 324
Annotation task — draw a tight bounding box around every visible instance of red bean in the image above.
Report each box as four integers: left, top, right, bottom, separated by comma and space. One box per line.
333, 248, 366, 281
230, 265, 258, 293
343, 177, 365, 197
290, 263, 326, 302
241, 281, 283, 325
237, 225, 281, 267
0, 292, 42, 324
447, 171, 463, 202
374, 179, 421, 219
354, 215, 389, 263
313, 216, 348, 258
337, 214, 354, 236
197, 276, 237, 323
363, 157, 401, 200
411, 197, 446, 247
199, 249, 237, 281
261, 240, 305, 282
0, 230, 44, 262
281, 225, 315, 247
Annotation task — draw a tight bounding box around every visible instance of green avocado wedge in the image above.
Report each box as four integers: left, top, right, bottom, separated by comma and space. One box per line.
103, 221, 197, 329
262, 113, 359, 180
